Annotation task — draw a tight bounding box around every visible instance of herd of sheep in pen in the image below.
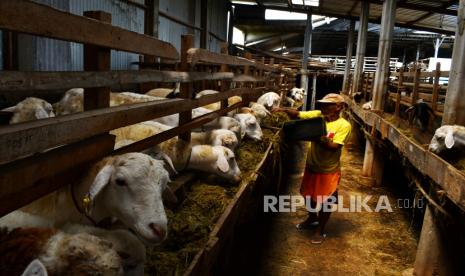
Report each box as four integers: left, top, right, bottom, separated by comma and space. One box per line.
1, 85, 463, 275
0, 87, 305, 275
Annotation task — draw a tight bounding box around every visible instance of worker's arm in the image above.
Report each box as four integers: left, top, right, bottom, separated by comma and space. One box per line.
272, 107, 300, 118
318, 136, 342, 150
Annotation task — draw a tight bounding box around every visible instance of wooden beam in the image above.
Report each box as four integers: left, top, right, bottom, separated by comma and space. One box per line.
0, 71, 234, 92
200, 0, 208, 49
179, 35, 195, 142
2, 31, 18, 70
187, 48, 278, 72
83, 11, 111, 111
361, 0, 457, 16
0, 99, 191, 163
0, 0, 179, 60
406, 0, 457, 25
0, 134, 115, 217
346, 96, 465, 211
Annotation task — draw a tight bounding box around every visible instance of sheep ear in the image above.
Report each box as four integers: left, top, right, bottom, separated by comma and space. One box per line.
21, 259, 48, 276
445, 129, 455, 149
2, 106, 16, 112
34, 108, 49, 119
216, 153, 230, 173
152, 151, 178, 175
85, 165, 114, 212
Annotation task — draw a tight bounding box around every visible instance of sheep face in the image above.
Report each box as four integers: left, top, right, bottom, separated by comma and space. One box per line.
9, 97, 55, 124
54, 88, 83, 115
190, 146, 242, 183
211, 129, 239, 150
429, 125, 465, 155
249, 102, 271, 121
234, 113, 263, 141
93, 153, 170, 244
217, 117, 244, 140
257, 92, 281, 110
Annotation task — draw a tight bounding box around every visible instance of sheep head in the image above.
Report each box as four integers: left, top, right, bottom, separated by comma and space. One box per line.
189, 145, 242, 183
85, 153, 170, 244
234, 113, 263, 141
8, 97, 55, 124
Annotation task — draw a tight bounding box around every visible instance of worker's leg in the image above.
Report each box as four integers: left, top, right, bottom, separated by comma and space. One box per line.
311, 191, 338, 243
296, 200, 319, 229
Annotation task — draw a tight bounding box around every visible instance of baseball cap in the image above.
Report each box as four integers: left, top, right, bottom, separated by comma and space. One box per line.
317, 93, 345, 104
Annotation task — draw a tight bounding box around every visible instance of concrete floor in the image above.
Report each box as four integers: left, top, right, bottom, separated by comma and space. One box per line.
254, 147, 418, 276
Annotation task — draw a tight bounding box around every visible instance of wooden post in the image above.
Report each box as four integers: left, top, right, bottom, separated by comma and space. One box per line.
342, 20, 355, 94
371, 0, 396, 110
362, 73, 368, 101
243, 52, 252, 104
200, 0, 208, 49
414, 206, 454, 275
267, 58, 274, 89
411, 68, 420, 105
431, 62, 441, 113
83, 11, 111, 110
395, 68, 404, 119
442, 0, 465, 125
220, 43, 229, 109
2, 31, 18, 70
179, 34, 195, 142
352, 1, 369, 95
141, 0, 159, 92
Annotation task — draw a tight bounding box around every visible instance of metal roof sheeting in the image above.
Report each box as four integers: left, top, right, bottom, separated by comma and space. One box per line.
257, 0, 458, 34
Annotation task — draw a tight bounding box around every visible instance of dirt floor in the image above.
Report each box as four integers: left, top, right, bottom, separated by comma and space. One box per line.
254, 147, 418, 276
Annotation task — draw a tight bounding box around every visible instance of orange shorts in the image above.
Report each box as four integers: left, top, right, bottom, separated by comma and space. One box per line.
300, 167, 341, 203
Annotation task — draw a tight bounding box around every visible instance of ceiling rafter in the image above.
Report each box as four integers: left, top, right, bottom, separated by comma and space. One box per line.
234, 3, 455, 35
360, 0, 457, 16
406, 0, 457, 26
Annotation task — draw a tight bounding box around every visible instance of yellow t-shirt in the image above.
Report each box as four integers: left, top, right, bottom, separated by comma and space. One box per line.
298, 110, 352, 173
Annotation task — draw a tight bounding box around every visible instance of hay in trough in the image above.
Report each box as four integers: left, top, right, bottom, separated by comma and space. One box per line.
145, 183, 232, 275
145, 127, 282, 275
262, 112, 290, 128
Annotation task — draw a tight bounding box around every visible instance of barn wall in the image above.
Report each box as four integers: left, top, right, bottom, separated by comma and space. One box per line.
159, 0, 200, 50
208, 0, 229, 53
10, 0, 228, 71
158, 0, 228, 53
16, 0, 144, 71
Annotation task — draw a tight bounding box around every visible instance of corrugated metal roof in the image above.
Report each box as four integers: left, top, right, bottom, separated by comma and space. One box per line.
256, 0, 458, 34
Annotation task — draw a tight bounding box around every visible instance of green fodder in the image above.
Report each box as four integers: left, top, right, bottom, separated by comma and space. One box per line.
237, 129, 277, 173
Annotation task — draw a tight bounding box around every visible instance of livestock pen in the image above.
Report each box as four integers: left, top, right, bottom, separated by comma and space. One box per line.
0, 0, 296, 275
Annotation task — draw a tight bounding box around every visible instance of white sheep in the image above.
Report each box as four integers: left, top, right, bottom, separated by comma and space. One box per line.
53, 88, 84, 115
249, 102, 271, 122
257, 92, 281, 110
145, 83, 180, 98
2, 97, 55, 124
153, 107, 244, 140
0, 227, 123, 276
429, 125, 465, 156
0, 211, 145, 276
54, 89, 165, 116
233, 113, 263, 141
111, 122, 242, 182
362, 101, 372, 110
289, 87, 305, 101
195, 90, 221, 110
17, 153, 171, 245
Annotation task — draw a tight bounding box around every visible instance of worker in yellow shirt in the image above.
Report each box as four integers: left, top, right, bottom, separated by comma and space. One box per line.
273, 93, 351, 244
